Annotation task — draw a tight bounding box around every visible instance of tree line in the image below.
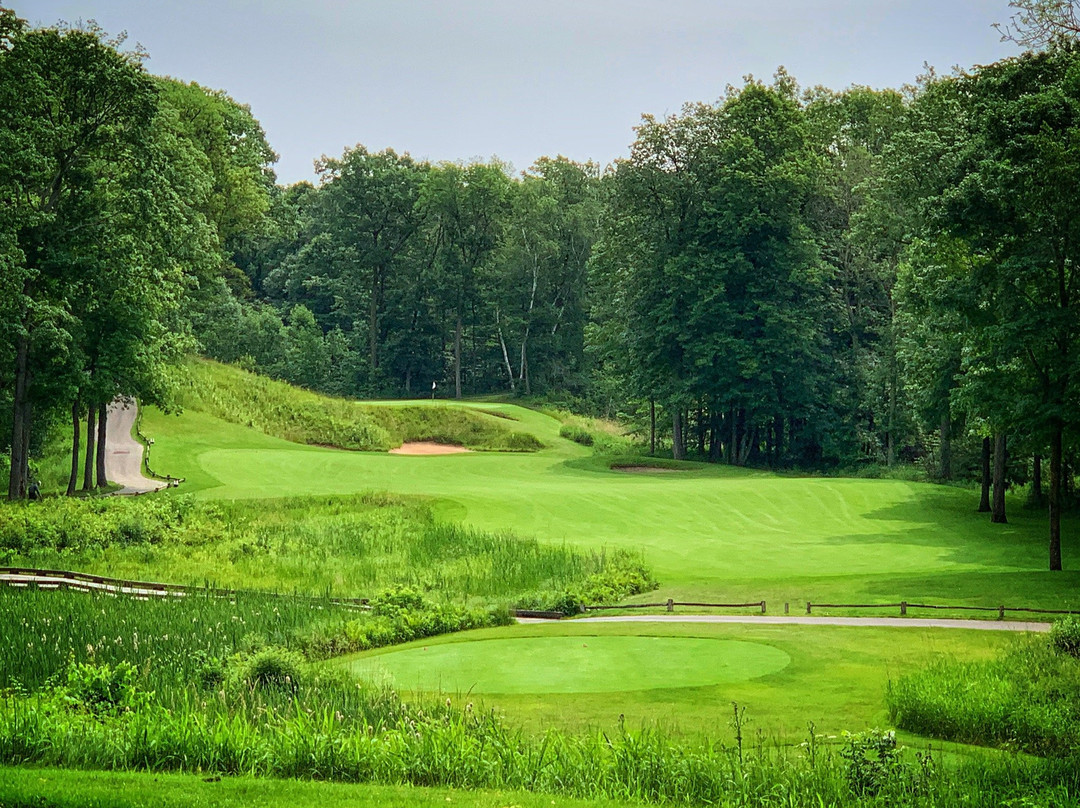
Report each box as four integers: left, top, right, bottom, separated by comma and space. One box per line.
2, 3, 1078, 570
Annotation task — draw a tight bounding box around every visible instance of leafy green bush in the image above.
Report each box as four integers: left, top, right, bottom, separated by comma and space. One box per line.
1049, 615, 1080, 658
518, 551, 659, 616
560, 424, 594, 446
293, 590, 511, 660
234, 646, 304, 692
838, 730, 933, 799
62, 660, 139, 716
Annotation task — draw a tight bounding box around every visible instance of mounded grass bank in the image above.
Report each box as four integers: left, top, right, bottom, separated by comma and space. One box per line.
180, 359, 542, 452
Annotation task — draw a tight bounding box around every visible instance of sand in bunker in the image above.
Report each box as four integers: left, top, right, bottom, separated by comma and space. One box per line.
390, 442, 471, 455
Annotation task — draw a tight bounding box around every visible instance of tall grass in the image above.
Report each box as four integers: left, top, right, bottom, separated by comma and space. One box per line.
1, 672, 1077, 807
887, 633, 1080, 756
0, 587, 512, 691
0, 493, 613, 601
182, 359, 542, 451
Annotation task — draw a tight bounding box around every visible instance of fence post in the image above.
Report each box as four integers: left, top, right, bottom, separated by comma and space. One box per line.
806, 601, 812, 615
760, 600, 766, 614
900, 601, 907, 616
784, 602, 789, 615
998, 605, 1005, 621
666, 598, 674, 613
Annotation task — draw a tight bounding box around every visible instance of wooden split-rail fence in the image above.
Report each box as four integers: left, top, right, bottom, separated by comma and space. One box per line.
0, 566, 368, 609
1, 567, 1075, 621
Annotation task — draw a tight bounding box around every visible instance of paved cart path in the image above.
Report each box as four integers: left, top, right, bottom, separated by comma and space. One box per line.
517, 614, 1050, 632
105, 400, 166, 495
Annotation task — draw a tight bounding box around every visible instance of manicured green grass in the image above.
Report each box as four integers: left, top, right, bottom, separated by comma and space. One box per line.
0, 767, 645, 808
339, 620, 1011, 741
142, 396, 1080, 612
350, 635, 791, 694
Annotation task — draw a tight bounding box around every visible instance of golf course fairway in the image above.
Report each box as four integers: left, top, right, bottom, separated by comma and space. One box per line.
349, 635, 791, 694
143, 395, 1079, 610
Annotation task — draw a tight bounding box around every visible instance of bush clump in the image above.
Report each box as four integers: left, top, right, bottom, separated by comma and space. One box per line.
518, 551, 659, 616
1049, 615, 1080, 658
560, 424, 594, 446
293, 587, 512, 660
887, 634, 1080, 756
234, 646, 305, 692
62, 660, 140, 716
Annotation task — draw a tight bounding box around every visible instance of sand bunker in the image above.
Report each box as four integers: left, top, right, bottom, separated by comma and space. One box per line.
612, 465, 686, 474
390, 442, 471, 455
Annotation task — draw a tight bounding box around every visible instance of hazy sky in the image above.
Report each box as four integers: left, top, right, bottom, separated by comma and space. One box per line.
19, 1, 1019, 185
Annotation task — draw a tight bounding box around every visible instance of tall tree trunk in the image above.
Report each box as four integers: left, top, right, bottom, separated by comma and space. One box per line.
8, 333, 30, 500
735, 408, 748, 466
773, 414, 784, 468
991, 433, 1007, 524
454, 315, 462, 400
96, 402, 108, 488
672, 409, 685, 461
1032, 453, 1043, 506
1049, 424, 1063, 571
696, 407, 705, 456
495, 308, 515, 393
729, 408, 737, 465
20, 400, 31, 495
67, 400, 80, 496
708, 410, 721, 463
519, 259, 537, 396
82, 406, 97, 492
649, 400, 656, 455
938, 413, 952, 480
978, 437, 992, 512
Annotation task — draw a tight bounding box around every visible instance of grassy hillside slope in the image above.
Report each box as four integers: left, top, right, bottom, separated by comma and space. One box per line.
179, 359, 542, 452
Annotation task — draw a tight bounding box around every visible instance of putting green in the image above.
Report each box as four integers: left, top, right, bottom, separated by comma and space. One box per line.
350, 636, 791, 694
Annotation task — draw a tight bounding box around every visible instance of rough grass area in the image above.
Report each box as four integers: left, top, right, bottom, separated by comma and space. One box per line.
0, 493, 620, 601
2, 666, 1078, 808
887, 626, 1080, 756
0, 586, 516, 692
180, 359, 542, 452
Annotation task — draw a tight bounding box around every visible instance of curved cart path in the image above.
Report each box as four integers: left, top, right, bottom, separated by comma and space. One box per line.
105, 400, 166, 495
518, 614, 1050, 632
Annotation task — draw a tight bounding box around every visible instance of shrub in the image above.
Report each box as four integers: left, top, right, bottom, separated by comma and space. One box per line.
193, 651, 226, 689
560, 424, 594, 446
887, 636, 1080, 756
234, 646, 304, 692
63, 660, 139, 715
1049, 615, 1080, 658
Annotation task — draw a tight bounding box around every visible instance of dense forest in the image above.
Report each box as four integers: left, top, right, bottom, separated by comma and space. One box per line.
3, 3, 1080, 570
